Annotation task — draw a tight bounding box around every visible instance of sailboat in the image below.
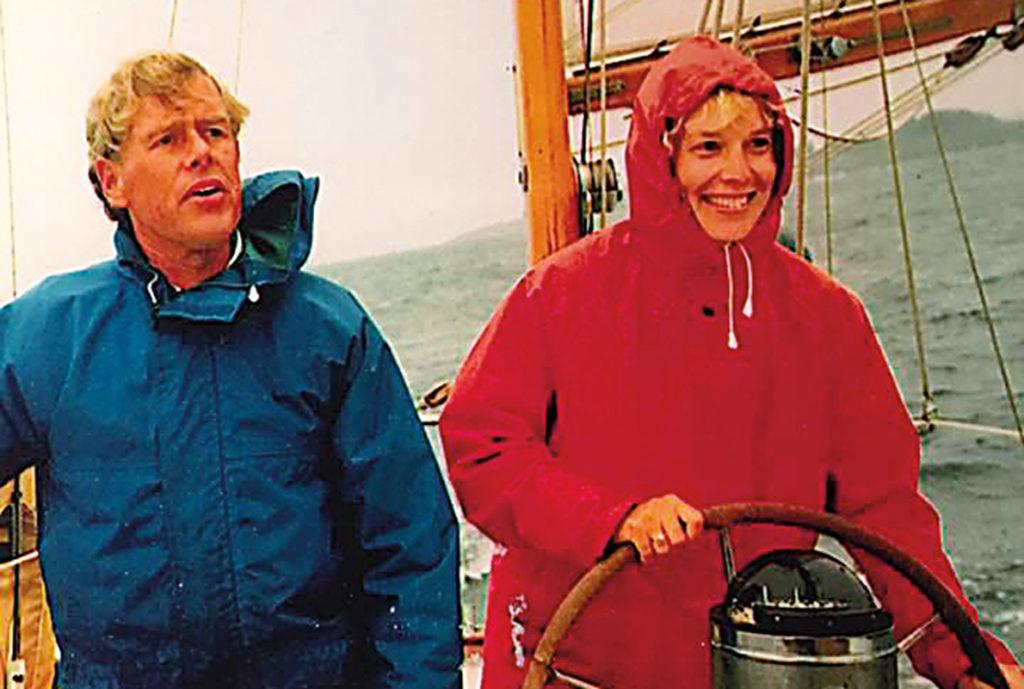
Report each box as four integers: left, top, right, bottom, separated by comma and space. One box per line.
0, 1, 1021, 687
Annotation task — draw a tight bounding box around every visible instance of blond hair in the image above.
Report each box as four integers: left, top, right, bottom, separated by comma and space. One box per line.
86, 51, 250, 219
665, 88, 778, 153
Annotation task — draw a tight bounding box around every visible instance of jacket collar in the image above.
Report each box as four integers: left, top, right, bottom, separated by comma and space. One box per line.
115, 169, 320, 322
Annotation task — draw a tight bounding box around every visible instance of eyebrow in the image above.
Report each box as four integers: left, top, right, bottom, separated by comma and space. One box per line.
136, 115, 231, 142
685, 125, 774, 139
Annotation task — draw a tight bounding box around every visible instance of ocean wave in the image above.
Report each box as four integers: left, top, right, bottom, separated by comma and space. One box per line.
920, 460, 1002, 480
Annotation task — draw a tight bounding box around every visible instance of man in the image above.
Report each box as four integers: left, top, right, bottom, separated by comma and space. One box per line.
0, 51, 461, 688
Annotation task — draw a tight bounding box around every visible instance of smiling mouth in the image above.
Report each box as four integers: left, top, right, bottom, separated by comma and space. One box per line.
703, 192, 758, 210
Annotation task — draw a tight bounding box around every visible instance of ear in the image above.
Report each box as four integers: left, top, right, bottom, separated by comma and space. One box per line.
93, 157, 129, 209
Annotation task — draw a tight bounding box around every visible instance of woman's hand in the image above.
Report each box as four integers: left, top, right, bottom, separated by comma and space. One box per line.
613, 494, 704, 563
957, 664, 1024, 689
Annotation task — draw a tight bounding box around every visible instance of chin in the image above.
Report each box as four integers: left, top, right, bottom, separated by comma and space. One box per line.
699, 220, 756, 243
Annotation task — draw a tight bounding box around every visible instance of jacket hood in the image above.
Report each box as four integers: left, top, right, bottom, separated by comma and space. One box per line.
114, 169, 320, 321
626, 36, 794, 255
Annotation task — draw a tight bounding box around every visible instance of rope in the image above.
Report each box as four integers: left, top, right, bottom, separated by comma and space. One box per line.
0, 0, 27, 669
599, 0, 608, 231
0, 0, 15, 302
868, 0, 934, 423
812, 45, 1001, 168
0, 552, 38, 575
896, 0, 1024, 447
167, 0, 180, 48
712, 0, 727, 38
234, 0, 246, 94
579, 0, 596, 168
819, 0, 834, 276
917, 417, 1024, 441
731, 0, 746, 48
698, 0, 714, 35
794, 0, 813, 258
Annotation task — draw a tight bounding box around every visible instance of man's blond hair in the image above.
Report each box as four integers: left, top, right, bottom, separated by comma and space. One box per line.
86, 51, 249, 220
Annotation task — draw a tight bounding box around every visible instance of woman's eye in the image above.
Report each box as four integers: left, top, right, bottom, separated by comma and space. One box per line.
694, 140, 721, 153
155, 134, 174, 147
209, 126, 227, 139
749, 136, 773, 152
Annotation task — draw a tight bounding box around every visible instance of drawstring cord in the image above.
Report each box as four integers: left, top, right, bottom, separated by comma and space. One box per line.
724, 244, 738, 350
738, 242, 753, 318
723, 242, 754, 350
146, 273, 159, 305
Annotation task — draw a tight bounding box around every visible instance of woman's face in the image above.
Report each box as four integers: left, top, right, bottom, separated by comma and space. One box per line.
673, 94, 777, 242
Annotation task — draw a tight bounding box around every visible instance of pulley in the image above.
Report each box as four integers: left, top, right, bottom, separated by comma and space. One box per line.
711, 549, 897, 689
575, 157, 623, 236
788, 35, 851, 67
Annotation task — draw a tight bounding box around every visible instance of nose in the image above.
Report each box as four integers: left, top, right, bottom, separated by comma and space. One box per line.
185, 129, 212, 168
720, 144, 753, 180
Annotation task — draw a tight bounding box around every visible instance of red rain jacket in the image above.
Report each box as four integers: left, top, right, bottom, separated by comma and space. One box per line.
441, 37, 1015, 689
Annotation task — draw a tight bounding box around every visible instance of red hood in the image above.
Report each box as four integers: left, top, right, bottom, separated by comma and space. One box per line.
626, 36, 795, 258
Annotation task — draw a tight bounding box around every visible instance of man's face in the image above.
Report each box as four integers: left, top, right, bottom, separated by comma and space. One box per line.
673, 94, 777, 242
96, 74, 242, 253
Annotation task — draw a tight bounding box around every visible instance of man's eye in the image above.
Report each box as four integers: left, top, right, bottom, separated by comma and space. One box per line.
693, 140, 721, 153
209, 126, 228, 139
154, 134, 174, 147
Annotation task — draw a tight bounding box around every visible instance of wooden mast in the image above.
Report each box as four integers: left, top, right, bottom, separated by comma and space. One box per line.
515, 0, 580, 266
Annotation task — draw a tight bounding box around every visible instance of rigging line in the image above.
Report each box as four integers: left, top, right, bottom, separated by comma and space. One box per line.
712, 0, 727, 39
572, 137, 625, 156
794, 0, 814, 258
814, 45, 1001, 168
0, 0, 14, 301
790, 118, 884, 144
0, 552, 37, 575
0, 3, 26, 668
810, 44, 1000, 168
847, 43, 1000, 133
168, 0, 180, 48
698, 0, 714, 35
579, 0, 596, 168
731, 0, 746, 48
922, 418, 1024, 441
819, 0, 834, 276
869, 0, 934, 421
562, 0, 638, 58
599, 0, 608, 231
233, 0, 246, 94
898, 0, 1024, 447
782, 51, 944, 104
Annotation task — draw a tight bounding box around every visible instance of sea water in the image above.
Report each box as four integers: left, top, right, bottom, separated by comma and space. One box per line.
320, 137, 1024, 664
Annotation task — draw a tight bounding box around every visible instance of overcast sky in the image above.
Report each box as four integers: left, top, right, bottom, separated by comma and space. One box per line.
0, 1, 1020, 299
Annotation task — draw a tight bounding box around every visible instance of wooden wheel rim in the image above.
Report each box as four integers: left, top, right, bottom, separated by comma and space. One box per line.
521, 502, 1008, 689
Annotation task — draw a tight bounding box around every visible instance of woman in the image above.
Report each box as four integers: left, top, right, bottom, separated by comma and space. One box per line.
440, 37, 1019, 689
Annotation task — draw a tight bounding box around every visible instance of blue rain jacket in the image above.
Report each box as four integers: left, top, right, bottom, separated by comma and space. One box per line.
0, 171, 461, 688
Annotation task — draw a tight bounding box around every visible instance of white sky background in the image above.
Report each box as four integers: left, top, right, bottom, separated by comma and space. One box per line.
0, 1, 1021, 300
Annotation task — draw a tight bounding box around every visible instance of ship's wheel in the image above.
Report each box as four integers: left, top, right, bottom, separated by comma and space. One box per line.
521, 503, 1009, 689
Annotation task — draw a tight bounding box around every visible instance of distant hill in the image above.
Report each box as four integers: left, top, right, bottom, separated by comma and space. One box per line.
826, 110, 1024, 170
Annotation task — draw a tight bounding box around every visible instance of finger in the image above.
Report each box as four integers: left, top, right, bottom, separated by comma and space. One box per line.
662, 513, 687, 545
650, 529, 670, 555
631, 535, 652, 564
678, 505, 704, 538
